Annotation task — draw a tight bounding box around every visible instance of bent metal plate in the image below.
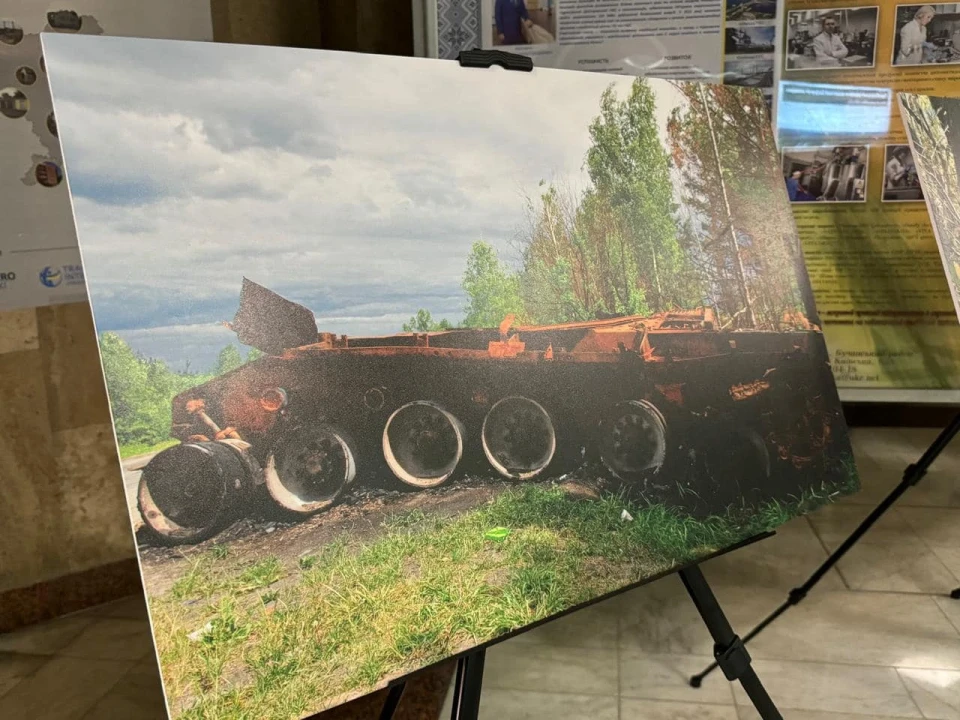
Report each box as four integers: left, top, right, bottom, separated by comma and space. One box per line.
43, 34, 859, 719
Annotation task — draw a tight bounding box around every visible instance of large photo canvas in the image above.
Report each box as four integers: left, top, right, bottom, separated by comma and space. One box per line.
43, 35, 858, 719
900, 92, 960, 324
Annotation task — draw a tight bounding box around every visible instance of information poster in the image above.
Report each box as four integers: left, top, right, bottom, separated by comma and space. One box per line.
424, 0, 781, 105
778, 2, 960, 397
0, 1, 212, 311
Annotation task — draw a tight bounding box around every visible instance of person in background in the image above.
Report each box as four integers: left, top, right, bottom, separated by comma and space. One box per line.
896, 5, 936, 65
786, 170, 814, 202
812, 15, 849, 66
495, 0, 533, 45
885, 148, 908, 188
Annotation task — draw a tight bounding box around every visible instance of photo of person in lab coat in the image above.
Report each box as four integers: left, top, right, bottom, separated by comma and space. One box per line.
784, 7, 878, 70
812, 15, 850, 66
895, 5, 937, 65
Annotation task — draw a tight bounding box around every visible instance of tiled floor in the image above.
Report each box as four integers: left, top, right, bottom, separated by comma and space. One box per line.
2, 427, 960, 719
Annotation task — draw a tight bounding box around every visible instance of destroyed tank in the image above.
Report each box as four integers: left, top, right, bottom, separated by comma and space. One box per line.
137, 279, 840, 545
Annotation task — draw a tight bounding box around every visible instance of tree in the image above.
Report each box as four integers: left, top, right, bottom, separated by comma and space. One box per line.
247, 347, 264, 362
667, 82, 803, 329
215, 345, 244, 375
98, 332, 208, 447
900, 94, 960, 293
462, 241, 525, 328
583, 78, 694, 312
402, 309, 453, 332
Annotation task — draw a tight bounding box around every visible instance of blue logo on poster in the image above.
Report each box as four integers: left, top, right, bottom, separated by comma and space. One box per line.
39, 266, 62, 287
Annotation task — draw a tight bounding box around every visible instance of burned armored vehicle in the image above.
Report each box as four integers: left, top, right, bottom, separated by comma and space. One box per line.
137, 279, 840, 545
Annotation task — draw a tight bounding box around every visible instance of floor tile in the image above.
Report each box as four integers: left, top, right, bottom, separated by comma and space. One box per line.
702, 517, 843, 592
619, 651, 734, 705
809, 506, 956, 594
0, 652, 47, 699
484, 642, 618, 695
0, 615, 92, 655
620, 698, 738, 719
737, 708, 915, 719
79, 658, 168, 720
900, 508, 960, 549
510, 601, 618, 649
0, 655, 130, 720
731, 659, 921, 717
58, 618, 154, 661
478, 689, 618, 720
84, 594, 149, 621
897, 668, 960, 720
618, 576, 781, 656
935, 596, 960, 636
745, 591, 960, 670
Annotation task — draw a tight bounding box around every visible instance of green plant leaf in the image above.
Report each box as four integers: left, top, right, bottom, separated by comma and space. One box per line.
484, 527, 511, 542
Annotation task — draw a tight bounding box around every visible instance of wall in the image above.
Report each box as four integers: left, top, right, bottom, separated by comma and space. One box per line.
0, 303, 138, 629
0, 0, 333, 631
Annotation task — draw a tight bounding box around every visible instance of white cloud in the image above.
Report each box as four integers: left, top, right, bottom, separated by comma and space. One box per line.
42, 35, 688, 368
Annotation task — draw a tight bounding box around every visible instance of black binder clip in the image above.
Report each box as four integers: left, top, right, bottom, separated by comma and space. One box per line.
457, 49, 534, 72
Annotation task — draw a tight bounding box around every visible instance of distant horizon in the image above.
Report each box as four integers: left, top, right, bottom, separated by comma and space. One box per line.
45, 36, 686, 370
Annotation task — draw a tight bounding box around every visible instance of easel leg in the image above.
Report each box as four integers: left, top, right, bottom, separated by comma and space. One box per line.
450, 649, 486, 720
679, 565, 782, 720
691, 411, 960, 685
379, 681, 406, 720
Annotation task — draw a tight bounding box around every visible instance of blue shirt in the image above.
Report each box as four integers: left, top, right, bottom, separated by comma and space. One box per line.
496, 0, 529, 45
786, 176, 800, 201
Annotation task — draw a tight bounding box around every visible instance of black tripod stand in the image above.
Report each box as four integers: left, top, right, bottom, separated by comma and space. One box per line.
690, 412, 960, 687
376, 563, 783, 720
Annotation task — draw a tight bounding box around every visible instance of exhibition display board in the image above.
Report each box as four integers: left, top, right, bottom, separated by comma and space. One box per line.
777, 2, 960, 399
418, 0, 780, 103
0, 1, 212, 311
44, 35, 857, 719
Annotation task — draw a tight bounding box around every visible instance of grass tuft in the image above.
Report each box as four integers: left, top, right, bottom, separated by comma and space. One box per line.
153, 464, 857, 720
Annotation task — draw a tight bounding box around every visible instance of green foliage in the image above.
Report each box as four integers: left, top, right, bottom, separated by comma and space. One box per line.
461, 241, 525, 328
402, 309, 452, 333
216, 345, 244, 375
99, 332, 202, 449
99, 333, 256, 453
246, 347, 264, 362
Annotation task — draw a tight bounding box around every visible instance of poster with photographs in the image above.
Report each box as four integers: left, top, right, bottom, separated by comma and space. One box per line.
44, 34, 858, 719
782, 146, 868, 203
785, 6, 879, 70
901, 92, 960, 322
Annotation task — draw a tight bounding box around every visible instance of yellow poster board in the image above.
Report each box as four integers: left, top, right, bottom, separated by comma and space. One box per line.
779, 2, 960, 397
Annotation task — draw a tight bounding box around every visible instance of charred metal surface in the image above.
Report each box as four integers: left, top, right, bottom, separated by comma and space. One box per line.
144, 282, 844, 544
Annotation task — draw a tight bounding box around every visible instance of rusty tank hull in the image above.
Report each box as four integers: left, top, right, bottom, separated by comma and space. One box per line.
137, 279, 841, 545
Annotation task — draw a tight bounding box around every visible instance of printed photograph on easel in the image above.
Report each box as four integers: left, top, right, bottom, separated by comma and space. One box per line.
42, 34, 859, 719
900, 92, 960, 323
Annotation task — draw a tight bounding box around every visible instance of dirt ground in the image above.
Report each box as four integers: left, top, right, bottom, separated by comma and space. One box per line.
133, 476, 533, 596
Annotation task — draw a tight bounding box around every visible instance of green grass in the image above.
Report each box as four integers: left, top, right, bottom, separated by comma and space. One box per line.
119, 438, 179, 459
151, 465, 857, 720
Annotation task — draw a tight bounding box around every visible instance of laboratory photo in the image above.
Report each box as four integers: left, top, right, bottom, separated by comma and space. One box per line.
785, 7, 879, 70
782, 146, 869, 203
882, 144, 925, 201
893, 4, 960, 66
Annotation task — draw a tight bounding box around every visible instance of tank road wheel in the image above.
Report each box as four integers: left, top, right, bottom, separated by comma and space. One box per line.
482, 396, 556, 480
137, 441, 256, 546
383, 401, 464, 488
598, 400, 668, 481
264, 425, 356, 515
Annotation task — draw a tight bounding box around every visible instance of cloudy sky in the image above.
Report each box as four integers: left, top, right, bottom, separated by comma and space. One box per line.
42, 35, 687, 371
